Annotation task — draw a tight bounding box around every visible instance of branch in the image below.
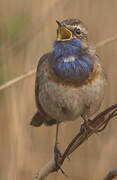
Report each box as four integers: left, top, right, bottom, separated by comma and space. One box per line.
103, 166, 117, 180
33, 104, 117, 180
34, 159, 55, 180
0, 69, 36, 90
1, 35, 117, 91
96, 35, 117, 49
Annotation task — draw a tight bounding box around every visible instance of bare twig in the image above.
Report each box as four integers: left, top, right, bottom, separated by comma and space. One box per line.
34, 159, 55, 180
0, 69, 36, 90
34, 104, 117, 180
103, 166, 117, 180
0, 35, 117, 91
96, 35, 117, 49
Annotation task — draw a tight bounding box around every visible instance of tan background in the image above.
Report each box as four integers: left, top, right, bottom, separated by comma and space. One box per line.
0, 0, 117, 179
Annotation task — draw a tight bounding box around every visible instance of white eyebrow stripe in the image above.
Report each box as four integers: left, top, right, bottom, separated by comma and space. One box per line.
63, 56, 76, 62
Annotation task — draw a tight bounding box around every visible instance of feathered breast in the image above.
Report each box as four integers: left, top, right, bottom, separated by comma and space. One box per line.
51, 55, 94, 84
49, 62, 99, 88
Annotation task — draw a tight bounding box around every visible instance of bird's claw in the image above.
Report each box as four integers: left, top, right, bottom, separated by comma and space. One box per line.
80, 122, 88, 139
54, 144, 68, 177
80, 119, 98, 139
54, 144, 62, 165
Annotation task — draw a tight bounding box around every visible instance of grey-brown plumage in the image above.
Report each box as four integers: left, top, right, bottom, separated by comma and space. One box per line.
31, 53, 58, 126
31, 19, 107, 127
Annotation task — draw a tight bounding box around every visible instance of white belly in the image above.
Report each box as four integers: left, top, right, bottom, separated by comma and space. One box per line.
39, 73, 106, 123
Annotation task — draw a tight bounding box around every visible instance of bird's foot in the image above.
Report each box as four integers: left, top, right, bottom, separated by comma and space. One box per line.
80, 119, 98, 138
54, 143, 68, 177
80, 122, 88, 139
87, 119, 98, 133
54, 143, 62, 169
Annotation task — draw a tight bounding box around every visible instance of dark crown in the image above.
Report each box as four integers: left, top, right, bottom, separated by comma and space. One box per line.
61, 19, 83, 26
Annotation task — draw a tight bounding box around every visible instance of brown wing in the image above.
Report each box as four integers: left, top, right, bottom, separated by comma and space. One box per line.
35, 53, 51, 111
31, 52, 57, 127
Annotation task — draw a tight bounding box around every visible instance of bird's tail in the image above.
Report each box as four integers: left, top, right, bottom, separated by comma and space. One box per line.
30, 111, 57, 127
30, 112, 44, 127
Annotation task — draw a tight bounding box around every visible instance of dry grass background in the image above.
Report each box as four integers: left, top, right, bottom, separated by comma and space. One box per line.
0, 0, 117, 180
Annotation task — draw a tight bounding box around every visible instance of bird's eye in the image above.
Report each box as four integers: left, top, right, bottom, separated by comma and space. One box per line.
75, 28, 81, 35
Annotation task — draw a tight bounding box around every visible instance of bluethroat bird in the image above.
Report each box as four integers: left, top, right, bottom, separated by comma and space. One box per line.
31, 19, 107, 170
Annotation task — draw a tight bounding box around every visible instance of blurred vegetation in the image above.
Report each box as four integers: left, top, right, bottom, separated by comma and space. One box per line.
7, 15, 29, 42
0, 14, 30, 102
0, 1, 117, 180
5, 14, 30, 51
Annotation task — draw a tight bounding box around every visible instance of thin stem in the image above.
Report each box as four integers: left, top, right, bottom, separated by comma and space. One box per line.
0, 69, 36, 91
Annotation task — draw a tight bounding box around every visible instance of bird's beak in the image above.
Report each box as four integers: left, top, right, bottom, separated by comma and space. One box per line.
56, 20, 72, 41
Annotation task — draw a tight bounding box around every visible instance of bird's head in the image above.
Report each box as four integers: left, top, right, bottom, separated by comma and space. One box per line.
55, 19, 95, 56
56, 19, 88, 42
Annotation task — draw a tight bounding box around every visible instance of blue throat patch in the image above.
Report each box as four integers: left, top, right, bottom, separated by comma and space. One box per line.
52, 38, 94, 83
